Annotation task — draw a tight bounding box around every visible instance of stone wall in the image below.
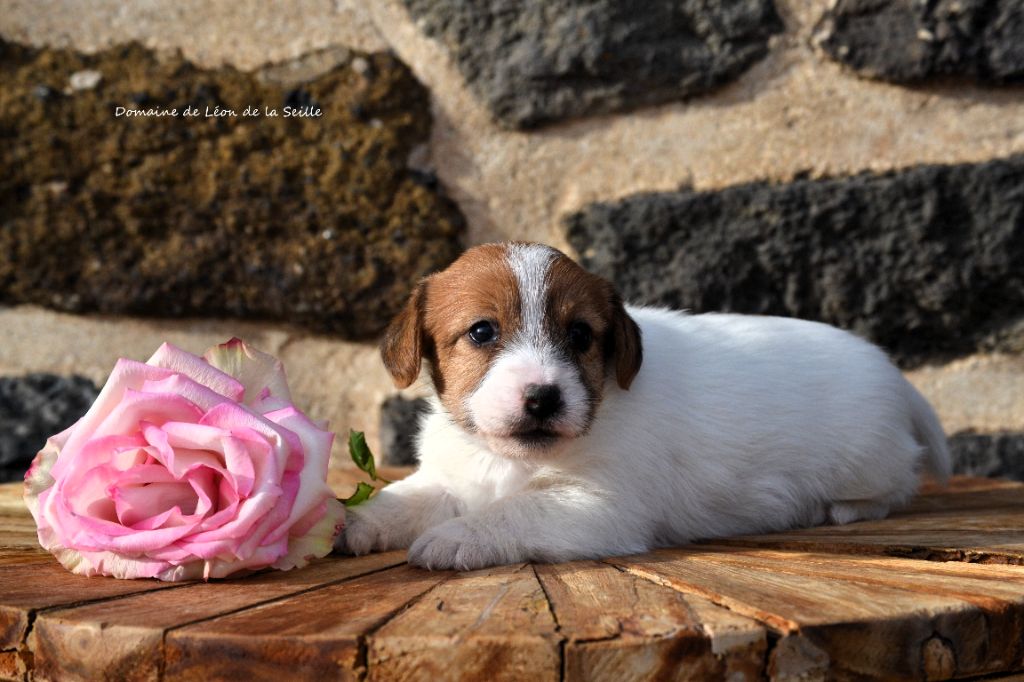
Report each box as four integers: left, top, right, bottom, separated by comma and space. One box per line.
2, 0, 1022, 477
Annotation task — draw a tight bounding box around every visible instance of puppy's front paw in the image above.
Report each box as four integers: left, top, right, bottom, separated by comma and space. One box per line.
335, 508, 387, 555
407, 518, 511, 571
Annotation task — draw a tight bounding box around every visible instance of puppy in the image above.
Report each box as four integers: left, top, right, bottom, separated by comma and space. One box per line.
339, 242, 950, 570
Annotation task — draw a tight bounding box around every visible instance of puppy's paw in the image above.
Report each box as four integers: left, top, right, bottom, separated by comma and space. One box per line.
335, 508, 388, 555
407, 518, 511, 571
827, 499, 891, 525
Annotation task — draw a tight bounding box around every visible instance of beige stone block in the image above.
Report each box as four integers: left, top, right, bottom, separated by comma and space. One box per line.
906, 354, 1024, 435
0, 0, 387, 69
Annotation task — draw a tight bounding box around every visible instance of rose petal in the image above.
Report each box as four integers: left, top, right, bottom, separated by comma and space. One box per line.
75, 548, 184, 580
49, 359, 181, 479
156, 421, 256, 497
177, 488, 280, 551
271, 497, 345, 572
64, 464, 121, 521
203, 338, 292, 405
87, 521, 201, 554
187, 467, 218, 518
219, 434, 256, 497
199, 402, 297, 485
155, 561, 206, 582
261, 407, 334, 544
141, 423, 224, 479
113, 481, 198, 527
44, 475, 203, 553
60, 434, 149, 491
147, 342, 245, 402
203, 542, 288, 579
193, 477, 239, 532
88, 390, 204, 450
136, 373, 237, 413
23, 424, 73, 520
235, 470, 300, 560
249, 393, 294, 417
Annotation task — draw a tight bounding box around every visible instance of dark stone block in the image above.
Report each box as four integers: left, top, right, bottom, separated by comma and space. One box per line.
0, 374, 100, 483
565, 154, 1024, 367
402, 0, 783, 129
818, 0, 1024, 83
949, 431, 1024, 481
0, 40, 465, 339
379, 396, 430, 466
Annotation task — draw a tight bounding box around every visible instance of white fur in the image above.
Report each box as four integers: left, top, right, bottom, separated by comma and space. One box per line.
341, 307, 950, 570
468, 344, 591, 438
506, 243, 557, 345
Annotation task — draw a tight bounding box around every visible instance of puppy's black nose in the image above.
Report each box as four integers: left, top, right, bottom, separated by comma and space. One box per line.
523, 384, 562, 420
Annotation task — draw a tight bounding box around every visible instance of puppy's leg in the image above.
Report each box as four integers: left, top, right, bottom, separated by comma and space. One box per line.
407, 486, 647, 570
337, 473, 461, 555
827, 465, 918, 526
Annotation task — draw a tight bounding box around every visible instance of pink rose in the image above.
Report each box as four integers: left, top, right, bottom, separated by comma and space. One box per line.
23, 339, 344, 581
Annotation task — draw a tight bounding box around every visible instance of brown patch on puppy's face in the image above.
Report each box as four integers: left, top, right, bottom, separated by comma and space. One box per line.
380, 242, 642, 458
543, 255, 634, 411
419, 244, 522, 427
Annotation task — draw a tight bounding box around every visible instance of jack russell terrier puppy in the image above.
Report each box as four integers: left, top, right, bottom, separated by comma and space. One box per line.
338, 242, 950, 570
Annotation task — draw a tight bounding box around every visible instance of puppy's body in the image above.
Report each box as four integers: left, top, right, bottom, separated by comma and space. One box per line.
342, 244, 949, 570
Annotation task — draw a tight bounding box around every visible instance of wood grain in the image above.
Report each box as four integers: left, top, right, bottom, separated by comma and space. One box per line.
29, 552, 406, 682
0, 484, 27, 517
688, 546, 1024, 676
535, 561, 766, 681
164, 564, 447, 682
368, 564, 560, 682
0, 517, 45, 560
2, 476, 1024, 680
608, 547, 1024, 679
715, 481, 1024, 564
716, 529, 1024, 564
0, 561, 175, 651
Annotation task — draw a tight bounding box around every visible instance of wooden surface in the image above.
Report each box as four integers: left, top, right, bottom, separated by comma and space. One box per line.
2, 472, 1024, 681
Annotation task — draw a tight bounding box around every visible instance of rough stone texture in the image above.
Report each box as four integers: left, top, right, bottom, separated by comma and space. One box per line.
950, 431, 1024, 481
402, 0, 784, 129
379, 396, 431, 466
566, 155, 1024, 367
0, 306, 435, 465
0, 374, 99, 483
817, 0, 1024, 83
0, 0, 388, 70
0, 39, 464, 338
360, 0, 1024, 249
6, 1, 1024, 250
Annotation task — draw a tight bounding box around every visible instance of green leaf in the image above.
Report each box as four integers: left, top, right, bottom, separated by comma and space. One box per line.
343, 482, 375, 507
347, 429, 391, 484
348, 429, 377, 480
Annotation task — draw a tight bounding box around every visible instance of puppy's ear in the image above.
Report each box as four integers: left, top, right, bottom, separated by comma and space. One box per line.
609, 294, 643, 389
381, 280, 428, 388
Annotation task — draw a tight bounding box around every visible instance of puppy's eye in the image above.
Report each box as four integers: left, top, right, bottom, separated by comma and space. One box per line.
568, 321, 593, 353
468, 320, 498, 346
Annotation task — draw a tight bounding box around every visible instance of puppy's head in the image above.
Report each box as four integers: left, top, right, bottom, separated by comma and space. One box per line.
381, 242, 642, 458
